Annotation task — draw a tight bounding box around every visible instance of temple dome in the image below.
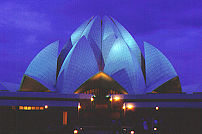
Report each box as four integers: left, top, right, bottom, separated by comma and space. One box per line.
20, 16, 181, 94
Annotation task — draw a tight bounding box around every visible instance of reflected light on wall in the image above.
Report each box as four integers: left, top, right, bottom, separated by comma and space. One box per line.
114, 96, 120, 101
63, 111, 67, 125
92, 72, 112, 81
127, 104, 134, 110
19, 106, 23, 110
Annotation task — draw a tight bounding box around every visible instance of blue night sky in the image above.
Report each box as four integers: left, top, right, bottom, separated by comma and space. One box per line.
0, 0, 201, 91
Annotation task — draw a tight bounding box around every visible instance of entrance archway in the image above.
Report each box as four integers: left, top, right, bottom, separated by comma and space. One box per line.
74, 72, 128, 97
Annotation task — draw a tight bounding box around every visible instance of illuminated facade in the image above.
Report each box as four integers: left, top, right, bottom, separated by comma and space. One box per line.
20, 16, 181, 94
0, 16, 200, 134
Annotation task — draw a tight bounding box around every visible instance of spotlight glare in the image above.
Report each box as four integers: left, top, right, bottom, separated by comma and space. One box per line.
110, 97, 112, 102
78, 103, 81, 110
123, 104, 126, 110
155, 106, 159, 111
127, 104, 134, 109
74, 129, 78, 134
45, 105, 48, 109
114, 96, 120, 101
91, 97, 94, 102
78, 105, 81, 109
130, 130, 135, 134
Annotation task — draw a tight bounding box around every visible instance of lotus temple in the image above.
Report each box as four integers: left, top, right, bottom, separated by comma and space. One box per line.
0, 16, 201, 134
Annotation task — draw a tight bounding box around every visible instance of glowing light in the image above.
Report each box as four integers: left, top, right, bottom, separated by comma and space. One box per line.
63, 112, 67, 125
92, 72, 112, 81
18, 106, 48, 111
91, 97, 94, 101
74, 129, 78, 134
78, 105, 81, 109
127, 104, 134, 109
152, 91, 158, 93
114, 96, 120, 101
78, 103, 81, 110
123, 104, 126, 110
155, 106, 159, 111
28, 106, 31, 110
24, 106, 27, 110
45, 105, 48, 109
19, 106, 23, 110
154, 127, 157, 131
110, 97, 112, 102
130, 130, 135, 134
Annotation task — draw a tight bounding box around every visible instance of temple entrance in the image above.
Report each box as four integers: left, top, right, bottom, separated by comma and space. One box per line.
74, 72, 128, 96
74, 71, 127, 107
74, 72, 127, 126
